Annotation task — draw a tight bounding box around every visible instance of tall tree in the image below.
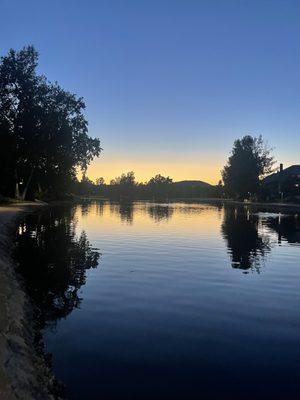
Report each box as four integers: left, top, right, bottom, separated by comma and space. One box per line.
222, 135, 274, 199
0, 46, 101, 199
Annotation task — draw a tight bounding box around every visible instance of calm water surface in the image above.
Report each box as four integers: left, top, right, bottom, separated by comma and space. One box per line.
15, 201, 300, 399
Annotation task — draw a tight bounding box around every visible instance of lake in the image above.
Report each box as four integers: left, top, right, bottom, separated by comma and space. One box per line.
14, 201, 300, 399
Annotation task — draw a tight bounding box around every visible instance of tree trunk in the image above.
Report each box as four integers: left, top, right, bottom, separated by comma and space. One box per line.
15, 169, 21, 199
37, 182, 42, 194
21, 167, 35, 200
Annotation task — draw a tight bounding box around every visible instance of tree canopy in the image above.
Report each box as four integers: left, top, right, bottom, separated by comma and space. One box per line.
147, 174, 172, 186
147, 174, 173, 198
0, 46, 101, 199
109, 171, 136, 198
221, 135, 275, 199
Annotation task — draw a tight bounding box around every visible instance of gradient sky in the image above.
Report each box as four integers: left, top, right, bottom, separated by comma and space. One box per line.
1, 0, 300, 184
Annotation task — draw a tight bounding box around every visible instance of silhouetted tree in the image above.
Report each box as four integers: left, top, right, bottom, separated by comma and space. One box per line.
0, 46, 101, 199
78, 174, 95, 196
215, 180, 224, 198
110, 171, 136, 198
147, 174, 173, 199
73, 171, 220, 200
222, 135, 274, 199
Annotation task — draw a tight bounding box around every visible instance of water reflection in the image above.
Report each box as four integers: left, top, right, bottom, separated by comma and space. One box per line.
264, 214, 300, 244
221, 206, 271, 273
147, 204, 174, 222
14, 206, 100, 328
108, 202, 134, 224
119, 202, 134, 224
12, 201, 300, 399
80, 201, 90, 216
76, 200, 223, 225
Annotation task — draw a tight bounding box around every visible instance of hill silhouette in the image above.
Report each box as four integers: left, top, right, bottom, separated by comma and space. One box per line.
173, 180, 212, 188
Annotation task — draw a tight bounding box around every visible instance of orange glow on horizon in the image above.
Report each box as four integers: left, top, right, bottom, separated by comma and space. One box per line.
84, 157, 225, 185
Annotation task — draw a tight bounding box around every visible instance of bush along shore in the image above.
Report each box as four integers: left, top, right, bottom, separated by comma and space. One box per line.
0, 202, 64, 400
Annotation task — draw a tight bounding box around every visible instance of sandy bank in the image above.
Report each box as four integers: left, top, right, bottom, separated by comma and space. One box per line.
0, 202, 59, 400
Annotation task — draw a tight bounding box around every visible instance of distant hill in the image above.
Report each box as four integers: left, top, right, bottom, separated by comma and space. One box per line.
171, 180, 215, 197
173, 180, 213, 188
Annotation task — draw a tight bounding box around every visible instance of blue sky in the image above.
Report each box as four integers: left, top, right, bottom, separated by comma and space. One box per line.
1, 0, 299, 183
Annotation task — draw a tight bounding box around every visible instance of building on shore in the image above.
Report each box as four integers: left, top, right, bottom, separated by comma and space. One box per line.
263, 164, 300, 200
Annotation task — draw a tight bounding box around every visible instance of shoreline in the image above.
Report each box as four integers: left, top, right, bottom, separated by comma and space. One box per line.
0, 202, 61, 400
77, 196, 300, 210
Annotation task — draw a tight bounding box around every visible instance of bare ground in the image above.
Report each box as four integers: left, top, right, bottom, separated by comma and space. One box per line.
0, 202, 60, 400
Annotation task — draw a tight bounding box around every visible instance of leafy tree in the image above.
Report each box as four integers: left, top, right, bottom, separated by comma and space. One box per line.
78, 174, 95, 195
147, 174, 173, 198
0, 46, 40, 197
221, 135, 274, 199
110, 171, 136, 198
0, 46, 101, 199
148, 174, 172, 186
111, 171, 135, 186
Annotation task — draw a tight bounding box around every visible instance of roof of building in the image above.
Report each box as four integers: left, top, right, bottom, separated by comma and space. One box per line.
264, 165, 300, 184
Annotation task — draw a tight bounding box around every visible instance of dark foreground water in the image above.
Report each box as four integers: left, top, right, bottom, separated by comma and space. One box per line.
14, 201, 300, 399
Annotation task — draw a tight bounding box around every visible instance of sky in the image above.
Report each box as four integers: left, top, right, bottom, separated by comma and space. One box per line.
1, 0, 300, 184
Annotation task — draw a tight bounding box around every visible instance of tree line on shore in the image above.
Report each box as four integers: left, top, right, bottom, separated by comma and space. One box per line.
76, 135, 276, 200
76, 172, 219, 199
0, 45, 288, 202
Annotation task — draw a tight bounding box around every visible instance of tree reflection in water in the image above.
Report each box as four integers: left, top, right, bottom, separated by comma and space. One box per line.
119, 202, 134, 224
147, 204, 174, 222
108, 202, 134, 224
14, 205, 100, 328
221, 206, 271, 273
264, 214, 300, 245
